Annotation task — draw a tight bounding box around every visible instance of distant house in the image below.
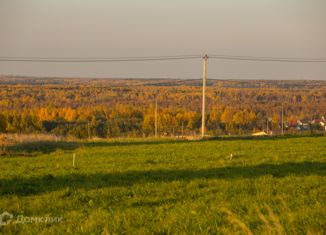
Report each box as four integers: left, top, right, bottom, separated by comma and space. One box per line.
296, 123, 310, 131
252, 131, 268, 136
309, 116, 326, 131
286, 119, 309, 131
311, 117, 325, 127
311, 119, 321, 125
311, 116, 325, 125
288, 119, 298, 127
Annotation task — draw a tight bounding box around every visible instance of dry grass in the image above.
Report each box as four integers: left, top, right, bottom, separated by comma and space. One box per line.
220, 207, 253, 235
0, 133, 64, 155
0, 133, 63, 143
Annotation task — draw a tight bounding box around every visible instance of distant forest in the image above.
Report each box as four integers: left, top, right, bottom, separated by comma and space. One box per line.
0, 76, 326, 138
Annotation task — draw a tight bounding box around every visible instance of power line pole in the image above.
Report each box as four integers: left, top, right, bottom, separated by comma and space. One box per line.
281, 103, 284, 135
87, 121, 91, 140
201, 54, 209, 139
155, 99, 158, 137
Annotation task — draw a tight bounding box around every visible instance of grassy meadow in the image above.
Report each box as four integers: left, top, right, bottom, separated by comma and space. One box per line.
0, 136, 326, 234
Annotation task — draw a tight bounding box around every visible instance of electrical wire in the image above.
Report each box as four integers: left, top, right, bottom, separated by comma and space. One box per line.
0, 54, 326, 62
0, 55, 202, 62
209, 54, 326, 63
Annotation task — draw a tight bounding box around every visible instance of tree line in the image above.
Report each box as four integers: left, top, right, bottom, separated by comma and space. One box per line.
0, 77, 325, 138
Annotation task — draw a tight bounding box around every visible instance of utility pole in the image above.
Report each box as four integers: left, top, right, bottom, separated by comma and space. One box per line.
155, 99, 158, 137
201, 54, 209, 139
281, 103, 284, 135
87, 121, 91, 140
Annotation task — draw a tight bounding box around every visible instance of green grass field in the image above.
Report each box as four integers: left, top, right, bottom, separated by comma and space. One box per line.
0, 136, 326, 234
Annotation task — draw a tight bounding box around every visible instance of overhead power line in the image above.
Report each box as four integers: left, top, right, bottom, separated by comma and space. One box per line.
0, 55, 202, 62
0, 54, 326, 63
210, 54, 326, 63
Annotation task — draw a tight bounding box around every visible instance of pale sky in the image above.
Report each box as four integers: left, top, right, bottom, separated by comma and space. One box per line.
0, 0, 326, 79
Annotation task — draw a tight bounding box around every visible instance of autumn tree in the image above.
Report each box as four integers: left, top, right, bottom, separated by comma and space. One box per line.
220, 108, 234, 134
0, 113, 7, 132
207, 107, 223, 134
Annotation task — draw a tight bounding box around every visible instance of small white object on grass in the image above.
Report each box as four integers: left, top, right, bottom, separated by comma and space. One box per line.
73, 153, 76, 168
229, 153, 233, 160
